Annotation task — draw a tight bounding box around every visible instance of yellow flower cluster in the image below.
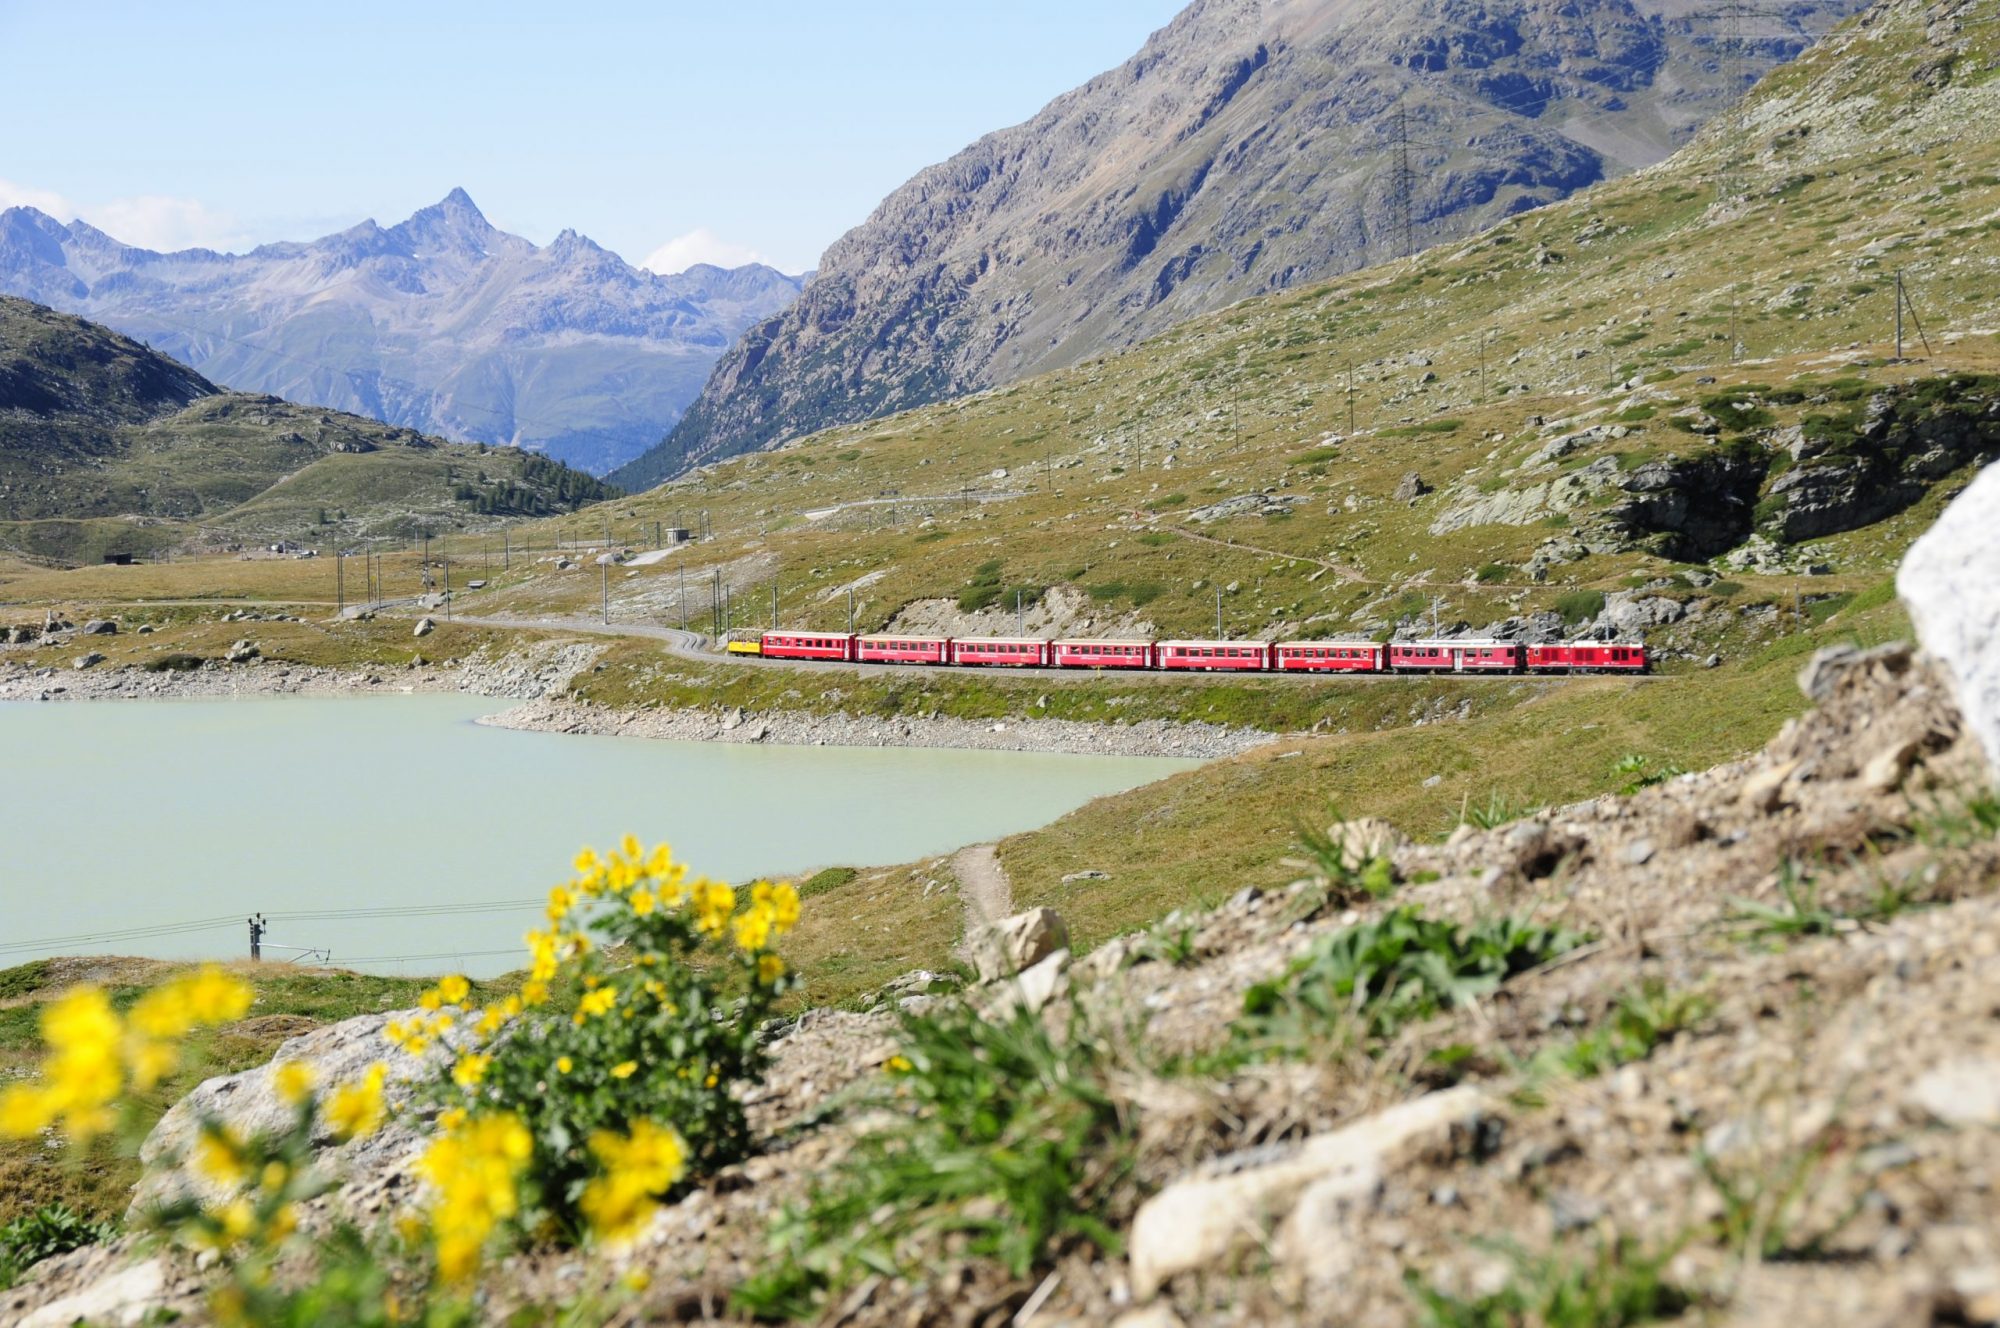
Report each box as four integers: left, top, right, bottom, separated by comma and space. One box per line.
731, 881, 802, 957
325, 1063, 387, 1141
417, 1112, 532, 1283
577, 1119, 687, 1243
0, 966, 252, 1143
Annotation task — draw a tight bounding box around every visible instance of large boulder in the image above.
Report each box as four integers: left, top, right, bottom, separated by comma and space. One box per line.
131, 1010, 438, 1217
970, 907, 1070, 982
1900, 461, 2000, 777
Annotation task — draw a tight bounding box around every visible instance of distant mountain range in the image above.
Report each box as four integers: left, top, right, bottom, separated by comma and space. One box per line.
0, 190, 805, 475
0, 294, 617, 564
614, 0, 1866, 490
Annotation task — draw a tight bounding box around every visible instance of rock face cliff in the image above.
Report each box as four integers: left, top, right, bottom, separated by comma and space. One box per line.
0, 191, 805, 475
618, 0, 1866, 488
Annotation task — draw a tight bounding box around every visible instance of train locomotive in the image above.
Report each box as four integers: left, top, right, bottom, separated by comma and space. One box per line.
754, 632, 1647, 675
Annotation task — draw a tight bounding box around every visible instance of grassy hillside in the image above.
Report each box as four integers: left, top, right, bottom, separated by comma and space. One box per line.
0, 297, 619, 562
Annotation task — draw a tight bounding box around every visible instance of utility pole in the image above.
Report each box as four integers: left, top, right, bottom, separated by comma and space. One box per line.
771, 579, 779, 630
601, 559, 609, 625
847, 588, 855, 634
1392, 101, 1415, 259
679, 564, 688, 630
1216, 584, 1224, 639
503, 529, 510, 570
1431, 596, 1442, 637
1016, 589, 1024, 634
248, 914, 265, 962
1896, 270, 1905, 359
712, 569, 723, 640
336, 552, 345, 615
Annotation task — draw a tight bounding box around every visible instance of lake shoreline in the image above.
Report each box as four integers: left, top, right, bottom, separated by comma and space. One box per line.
0, 651, 1271, 760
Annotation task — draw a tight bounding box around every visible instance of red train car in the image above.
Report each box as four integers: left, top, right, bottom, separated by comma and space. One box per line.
760, 630, 856, 662
1526, 643, 1649, 673
1272, 641, 1386, 673
1052, 639, 1155, 670
1390, 640, 1523, 673
950, 637, 1051, 668
855, 634, 949, 665
1157, 640, 1272, 671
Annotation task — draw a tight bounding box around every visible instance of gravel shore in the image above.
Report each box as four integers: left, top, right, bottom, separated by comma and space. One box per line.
478, 696, 1269, 759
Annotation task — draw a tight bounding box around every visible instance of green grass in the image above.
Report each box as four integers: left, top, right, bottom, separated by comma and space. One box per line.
0, 1204, 120, 1292
1407, 1237, 1694, 1328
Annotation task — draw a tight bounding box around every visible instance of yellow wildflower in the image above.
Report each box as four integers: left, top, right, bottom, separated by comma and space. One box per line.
452, 1053, 492, 1089
574, 987, 617, 1024
757, 953, 786, 986
437, 974, 471, 1006
620, 833, 643, 863
732, 904, 773, 952
195, 1127, 252, 1188
884, 1055, 913, 1074
555, 1056, 573, 1075
326, 1063, 387, 1141
579, 1119, 686, 1244
693, 880, 736, 937
181, 967, 254, 1025
521, 979, 551, 1008
630, 888, 656, 917
611, 1061, 638, 1080
261, 1160, 290, 1193
419, 1112, 532, 1283
624, 1268, 652, 1292
272, 1061, 315, 1105
127, 1038, 179, 1093
547, 885, 576, 923
418, 989, 443, 1012
0, 1085, 55, 1137
208, 1198, 256, 1247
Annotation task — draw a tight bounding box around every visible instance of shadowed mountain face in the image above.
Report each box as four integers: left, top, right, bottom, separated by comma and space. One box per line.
0, 190, 805, 475
617, 0, 1866, 490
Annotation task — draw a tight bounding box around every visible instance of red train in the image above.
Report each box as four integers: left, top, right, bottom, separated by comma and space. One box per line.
755, 632, 1648, 675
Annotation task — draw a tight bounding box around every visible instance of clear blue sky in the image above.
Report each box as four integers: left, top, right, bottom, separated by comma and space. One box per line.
0, 0, 1184, 274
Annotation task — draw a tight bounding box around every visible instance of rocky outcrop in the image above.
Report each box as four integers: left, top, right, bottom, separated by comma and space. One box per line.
1600, 446, 1770, 560
1900, 459, 2000, 777
1758, 377, 2000, 544
969, 907, 1071, 982
617, 0, 1864, 485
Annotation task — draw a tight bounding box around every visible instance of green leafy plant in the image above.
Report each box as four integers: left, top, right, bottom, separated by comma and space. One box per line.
1554, 590, 1606, 625
1234, 908, 1588, 1055
1457, 790, 1545, 832
1407, 1236, 1694, 1327
0, 1204, 119, 1291
1699, 1120, 1873, 1264
1611, 754, 1685, 796
1287, 813, 1399, 910
737, 1003, 1134, 1319
1138, 919, 1201, 967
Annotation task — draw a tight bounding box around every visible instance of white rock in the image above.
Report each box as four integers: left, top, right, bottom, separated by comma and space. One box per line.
971, 907, 1070, 981
1127, 1086, 1490, 1298
1900, 462, 2000, 777
413, 617, 436, 637
1907, 1057, 2000, 1126
17, 1257, 167, 1328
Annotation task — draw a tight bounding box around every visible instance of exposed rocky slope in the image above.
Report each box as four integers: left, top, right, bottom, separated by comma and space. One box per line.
0, 296, 616, 558
0, 190, 805, 474
621, 0, 1867, 486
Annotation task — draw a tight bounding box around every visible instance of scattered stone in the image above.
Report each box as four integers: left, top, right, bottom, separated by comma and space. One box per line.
1620, 838, 1656, 867
1128, 1087, 1492, 1298
970, 907, 1070, 982
15, 1257, 168, 1328
1862, 738, 1922, 793
1739, 760, 1800, 814
1907, 1057, 2000, 1127
1062, 869, 1111, 883
72, 652, 104, 670
225, 640, 259, 664
1393, 472, 1432, 503
413, 617, 436, 638
80, 619, 117, 636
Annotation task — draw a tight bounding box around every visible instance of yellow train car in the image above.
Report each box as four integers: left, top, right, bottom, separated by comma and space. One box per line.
724, 635, 764, 656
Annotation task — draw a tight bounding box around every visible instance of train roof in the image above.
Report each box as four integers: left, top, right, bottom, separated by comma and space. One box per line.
953, 636, 1046, 646
1053, 638, 1154, 647
1398, 638, 1516, 648
763, 628, 853, 637
856, 633, 948, 643
1156, 639, 1270, 648
1274, 639, 1383, 649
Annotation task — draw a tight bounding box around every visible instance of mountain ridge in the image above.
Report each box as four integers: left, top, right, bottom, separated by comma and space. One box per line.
614, 0, 1868, 490
0, 191, 806, 476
